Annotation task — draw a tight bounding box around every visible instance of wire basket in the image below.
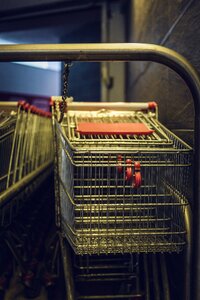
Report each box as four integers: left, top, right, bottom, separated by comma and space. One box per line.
53, 98, 192, 255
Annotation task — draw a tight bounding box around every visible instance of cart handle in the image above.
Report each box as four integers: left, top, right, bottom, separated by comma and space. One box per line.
0, 43, 199, 300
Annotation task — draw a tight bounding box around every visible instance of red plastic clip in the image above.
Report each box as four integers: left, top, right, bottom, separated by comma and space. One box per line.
133, 161, 142, 188
38, 109, 42, 116
125, 159, 133, 181
148, 101, 157, 110
24, 103, 30, 112
117, 155, 123, 174
124, 159, 142, 188
49, 97, 54, 107
18, 100, 26, 108
29, 105, 34, 113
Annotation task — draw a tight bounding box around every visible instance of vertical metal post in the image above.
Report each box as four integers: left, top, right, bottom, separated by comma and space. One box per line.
184, 204, 192, 300
59, 234, 75, 300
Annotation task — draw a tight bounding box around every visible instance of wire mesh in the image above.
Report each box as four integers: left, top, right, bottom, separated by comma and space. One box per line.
0, 113, 16, 193
0, 102, 53, 224
53, 100, 192, 255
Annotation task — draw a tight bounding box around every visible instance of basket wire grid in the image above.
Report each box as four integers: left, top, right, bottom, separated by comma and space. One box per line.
53, 99, 192, 255
0, 113, 16, 193
0, 102, 53, 226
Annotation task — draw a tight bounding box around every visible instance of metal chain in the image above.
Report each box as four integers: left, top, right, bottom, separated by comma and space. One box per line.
58, 61, 71, 123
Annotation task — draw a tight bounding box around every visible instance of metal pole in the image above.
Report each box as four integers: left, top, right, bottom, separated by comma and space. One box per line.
0, 43, 199, 299
0, 161, 52, 207
159, 254, 170, 300
184, 204, 192, 300
59, 234, 75, 300
143, 254, 150, 300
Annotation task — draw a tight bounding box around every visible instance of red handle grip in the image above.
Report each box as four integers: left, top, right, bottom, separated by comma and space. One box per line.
117, 155, 123, 174
133, 161, 142, 188
125, 159, 133, 181
117, 157, 142, 188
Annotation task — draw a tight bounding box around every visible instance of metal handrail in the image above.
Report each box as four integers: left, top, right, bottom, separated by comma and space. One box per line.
0, 43, 199, 300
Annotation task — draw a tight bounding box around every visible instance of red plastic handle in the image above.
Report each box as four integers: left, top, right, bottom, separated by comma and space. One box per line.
18, 100, 26, 108
133, 161, 142, 188
125, 159, 133, 181
24, 103, 30, 112
148, 101, 157, 110
118, 157, 142, 188
117, 155, 123, 174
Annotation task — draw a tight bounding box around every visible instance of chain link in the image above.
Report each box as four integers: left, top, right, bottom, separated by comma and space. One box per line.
58, 61, 71, 123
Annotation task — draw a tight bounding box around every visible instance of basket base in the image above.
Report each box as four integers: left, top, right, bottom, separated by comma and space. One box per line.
61, 221, 185, 255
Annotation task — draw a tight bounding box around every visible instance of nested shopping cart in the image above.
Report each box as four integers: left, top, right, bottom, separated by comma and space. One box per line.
0, 101, 55, 298
0, 101, 53, 227
53, 98, 192, 256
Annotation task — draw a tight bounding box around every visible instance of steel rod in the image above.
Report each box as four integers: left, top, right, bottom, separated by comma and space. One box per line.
152, 254, 160, 300
159, 254, 170, 300
0, 161, 52, 207
143, 254, 150, 300
0, 43, 199, 300
184, 204, 192, 300
59, 234, 75, 300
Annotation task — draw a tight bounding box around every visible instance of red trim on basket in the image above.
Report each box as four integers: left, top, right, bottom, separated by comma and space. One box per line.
76, 123, 154, 136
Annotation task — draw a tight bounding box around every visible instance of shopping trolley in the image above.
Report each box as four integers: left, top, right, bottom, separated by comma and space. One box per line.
0, 101, 53, 227
52, 98, 192, 255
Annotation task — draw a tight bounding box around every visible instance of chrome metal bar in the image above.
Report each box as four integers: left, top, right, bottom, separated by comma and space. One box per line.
77, 295, 143, 299
59, 235, 75, 300
159, 254, 170, 300
0, 161, 52, 207
51, 98, 152, 111
0, 101, 18, 113
152, 254, 160, 300
143, 254, 150, 300
184, 204, 192, 300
